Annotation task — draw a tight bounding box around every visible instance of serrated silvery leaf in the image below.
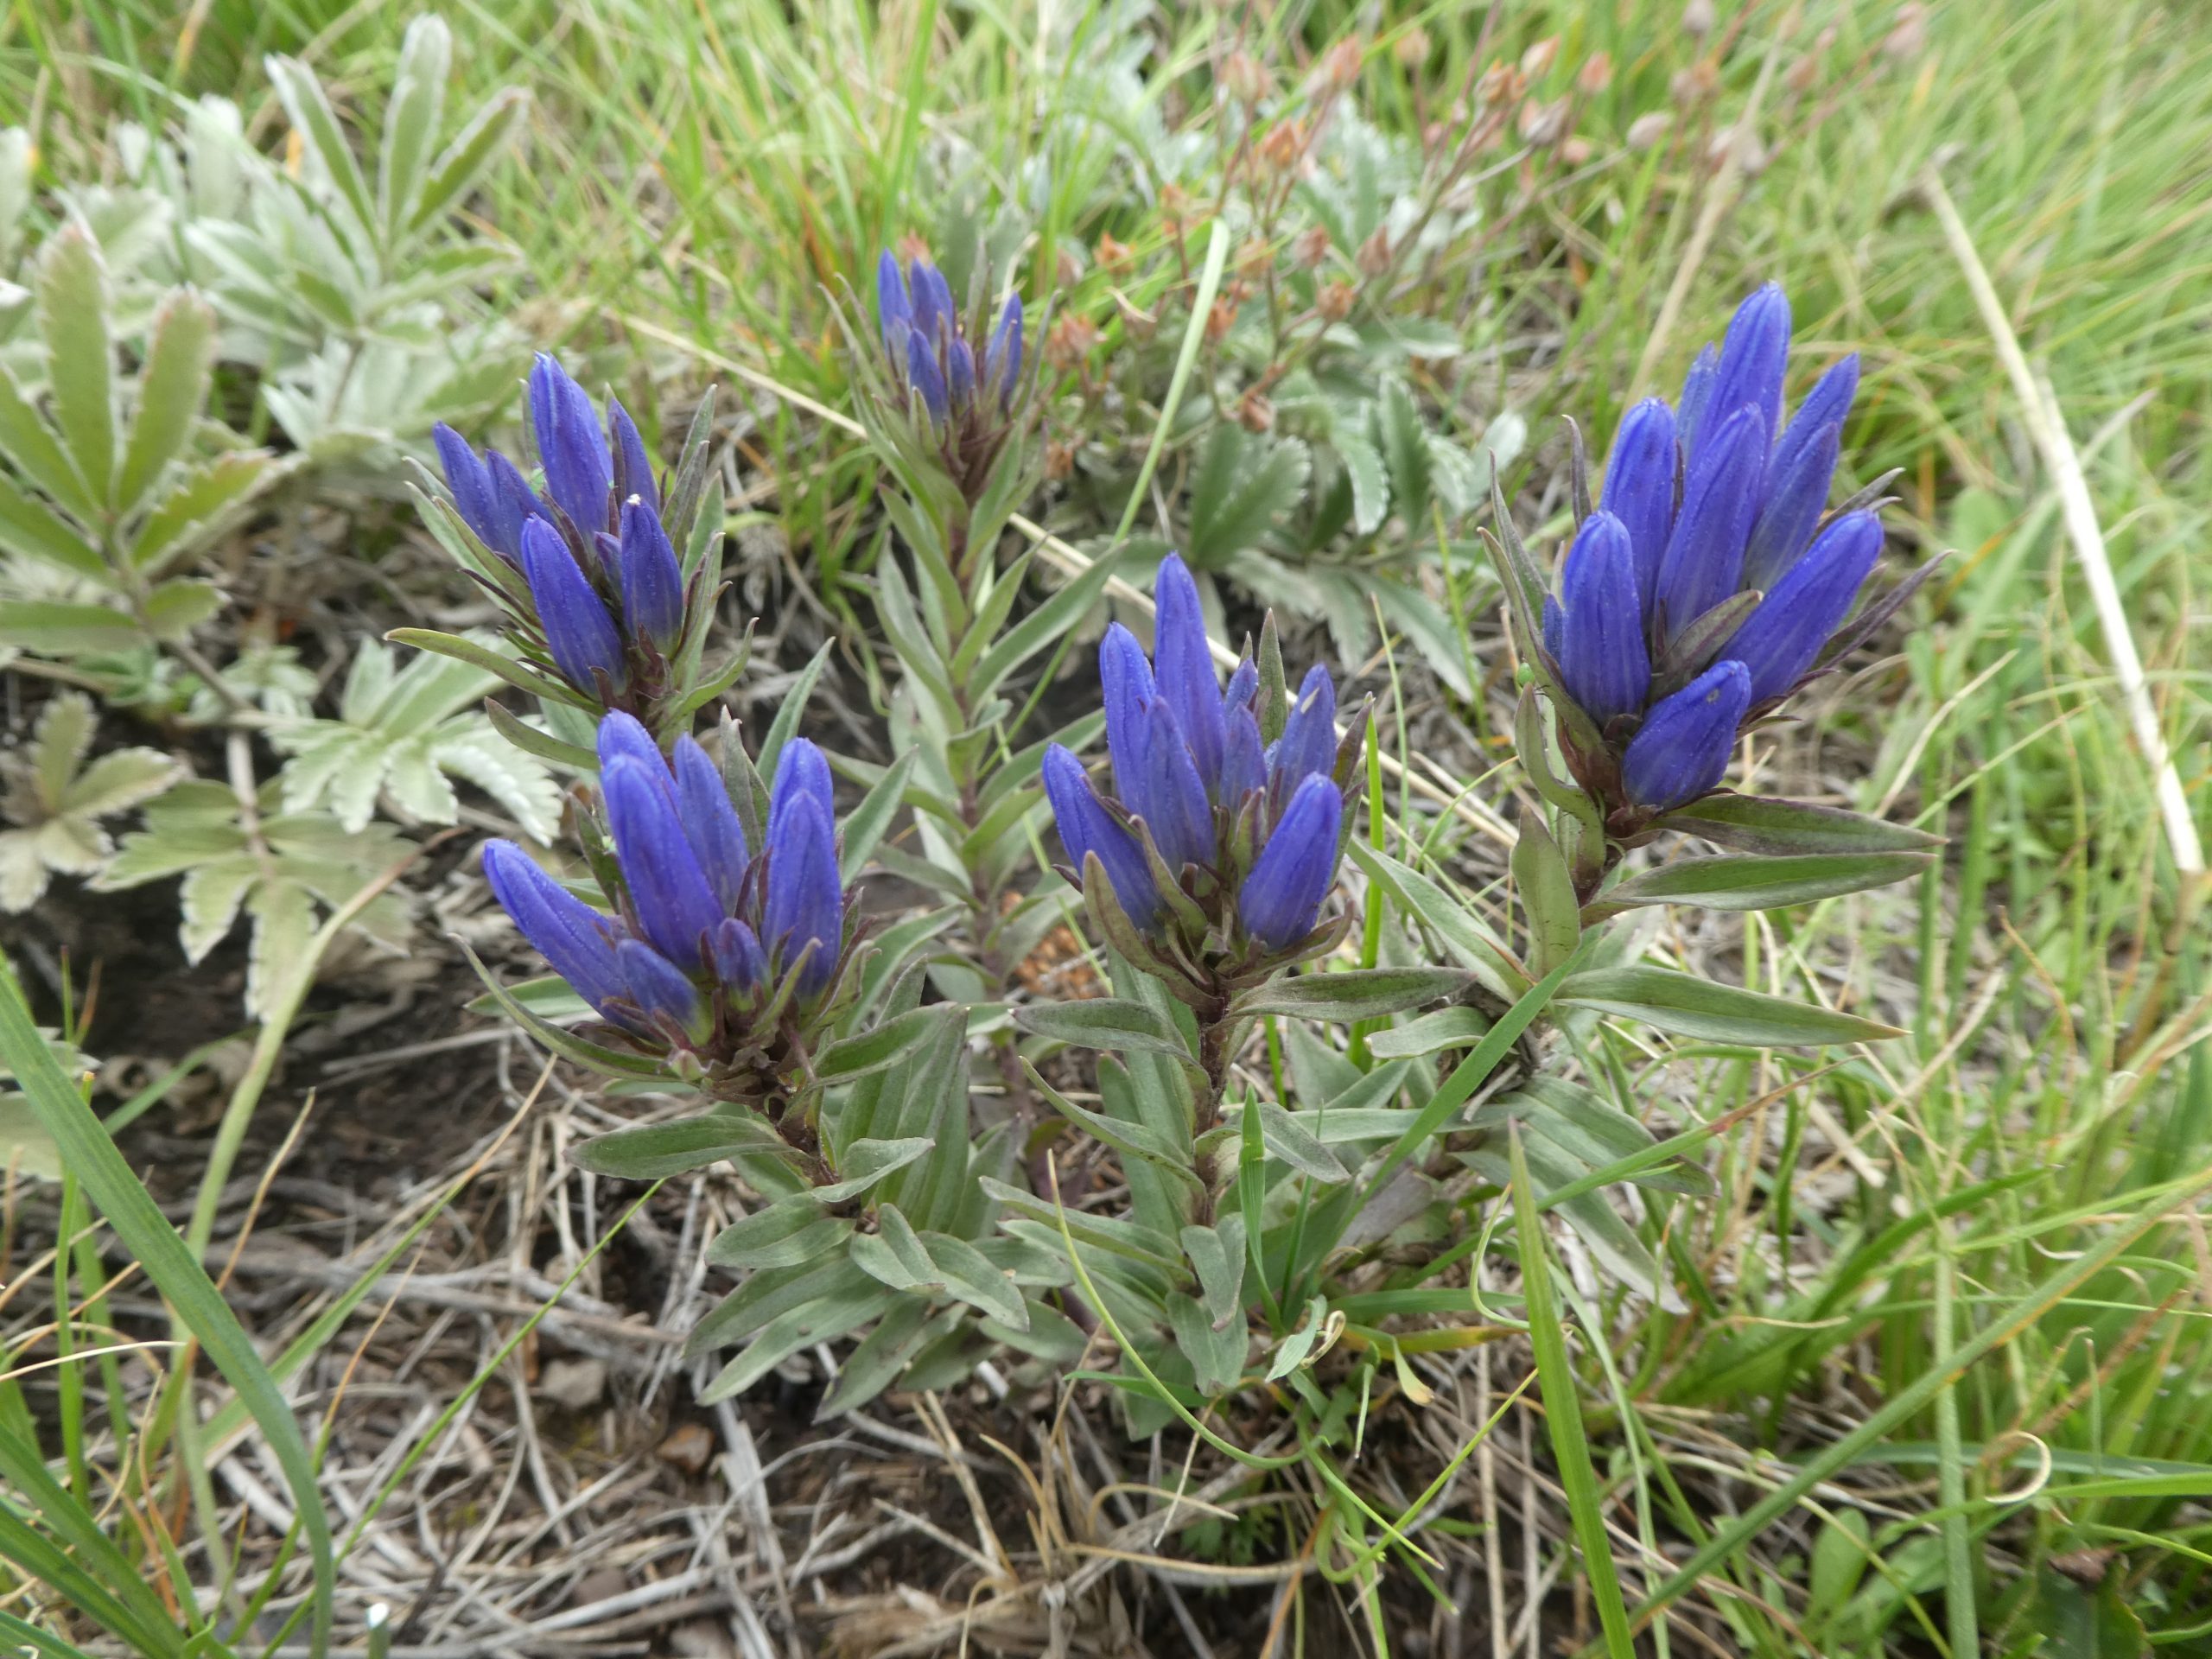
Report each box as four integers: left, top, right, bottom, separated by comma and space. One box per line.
1186, 423, 1311, 569
1375, 376, 1431, 529
35, 227, 118, 503
1335, 428, 1389, 537
377, 16, 451, 248
116, 289, 217, 515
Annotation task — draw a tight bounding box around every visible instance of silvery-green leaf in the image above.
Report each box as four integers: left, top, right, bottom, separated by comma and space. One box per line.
35, 227, 116, 501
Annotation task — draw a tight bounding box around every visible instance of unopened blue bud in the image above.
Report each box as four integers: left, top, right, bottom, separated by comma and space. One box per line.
909, 257, 955, 345
528, 353, 612, 532
1723, 512, 1884, 702
520, 517, 626, 695
608, 399, 659, 516
1621, 660, 1751, 810
1553, 512, 1649, 725
1238, 773, 1343, 950
906, 328, 950, 423
617, 496, 685, 651
1268, 664, 1338, 795
710, 916, 768, 992
874, 249, 912, 361
602, 753, 725, 970
674, 734, 749, 912
1653, 404, 1768, 640
1694, 284, 1789, 468
481, 840, 625, 1014
1042, 744, 1160, 931
1153, 554, 1225, 791
1125, 695, 1215, 873
617, 938, 705, 1038
1598, 398, 1677, 607
762, 785, 842, 995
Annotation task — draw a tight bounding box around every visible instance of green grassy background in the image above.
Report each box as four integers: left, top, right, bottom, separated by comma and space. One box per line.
6, 0, 2210, 1649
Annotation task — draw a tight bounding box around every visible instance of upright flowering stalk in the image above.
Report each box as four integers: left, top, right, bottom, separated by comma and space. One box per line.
410, 354, 745, 748
476, 710, 861, 1161
1039, 555, 1362, 1121
1489, 283, 1938, 901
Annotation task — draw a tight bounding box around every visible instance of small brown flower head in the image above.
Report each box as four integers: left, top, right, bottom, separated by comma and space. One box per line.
1236, 389, 1275, 433
1681, 0, 1717, 38
1520, 35, 1560, 81
1236, 236, 1273, 278
1205, 297, 1238, 344
1519, 98, 1569, 147
1393, 26, 1431, 68
1318, 38, 1363, 93
1223, 48, 1272, 105
1355, 226, 1392, 277
1044, 314, 1101, 372
1883, 2, 1929, 61
1159, 182, 1193, 232
1317, 279, 1357, 322
1258, 118, 1306, 175
1045, 439, 1077, 481
1561, 136, 1593, 166
1291, 225, 1331, 270
1671, 58, 1720, 108
1478, 59, 1524, 107
1626, 111, 1674, 151
1096, 232, 1135, 275
1578, 52, 1614, 96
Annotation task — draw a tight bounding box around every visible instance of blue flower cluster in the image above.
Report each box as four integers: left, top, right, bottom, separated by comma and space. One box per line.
1043, 556, 1349, 959
481, 713, 847, 1067
875, 250, 1024, 429
1543, 284, 1885, 813
435, 354, 691, 707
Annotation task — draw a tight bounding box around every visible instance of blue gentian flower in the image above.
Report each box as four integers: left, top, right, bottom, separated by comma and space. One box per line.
1043, 555, 1354, 958
1539, 283, 1891, 817
432, 353, 698, 711
480, 714, 855, 1060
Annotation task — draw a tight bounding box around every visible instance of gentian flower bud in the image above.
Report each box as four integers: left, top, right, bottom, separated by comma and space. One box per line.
433, 423, 502, 552
1153, 554, 1227, 790
1042, 744, 1161, 931
710, 916, 768, 992
909, 257, 955, 344
762, 753, 843, 995
1238, 774, 1343, 950
618, 495, 686, 651
768, 735, 836, 830
1552, 512, 1649, 725
1622, 661, 1751, 810
609, 399, 659, 515
1222, 708, 1268, 802
1692, 283, 1789, 467
481, 841, 626, 1013
528, 353, 613, 532
1722, 512, 1884, 702
1676, 343, 1719, 454
1654, 403, 1767, 639
602, 753, 725, 969
521, 517, 626, 694
1269, 664, 1338, 794
485, 452, 545, 556
1125, 696, 1215, 872
875, 251, 912, 359
674, 735, 750, 911
946, 337, 977, 407
597, 709, 665, 778
1100, 622, 1157, 794
906, 330, 950, 423
618, 938, 707, 1039
1742, 352, 1859, 590
1598, 398, 1677, 607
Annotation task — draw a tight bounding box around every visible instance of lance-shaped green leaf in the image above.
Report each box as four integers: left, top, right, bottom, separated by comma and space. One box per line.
969, 544, 1125, 702
1167, 1292, 1248, 1397
837, 746, 916, 883
1366, 1006, 1493, 1060
699, 1281, 894, 1403
705, 1199, 851, 1271
36, 227, 116, 504
1585, 849, 1934, 920
410, 87, 529, 238
1014, 997, 1199, 1066
813, 1003, 944, 1085
850, 1205, 1029, 1331
1651, 792, 1946, 857
377, 16, 451, 245
117, 291, 217, 516
570, 1114, 796, 1179
264, 54, 378, 258
1555, 965, 1904, 1046
1345, 839, 1529, 1003
0, 362, 98, 524
0, 474, 101, 578
1230, 966, 1472, 1023
1024, 1059, 1205, 1191
811, 1136, 937, 1203
1511, 813, 1582, 977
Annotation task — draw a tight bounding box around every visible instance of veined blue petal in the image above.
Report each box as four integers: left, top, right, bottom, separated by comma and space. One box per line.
1740, 421, 1840, 594
1722, 512, 1884, 702
875, 250, 912, 360
1222, 708, 1267, 804
481, 840, 625, 1013
608, 398, 659, 516
910, 257, 954, 344
946, 337, 976, 410
528, 353, 612, 533
1153, 553, 1226, 790
1268, 664, 1338, 794
673, 734, 749, 912
1100, 622, 1156, 811
602, 754, 725, 969
1599, 398, 1678, 607
1653, 404, 1768, 641
521, 517, 626, 695
1041, 744, 1160, 931
485, 450, 544, 562
1224, 657, 1258, 715
617, 938, 704, 1038
1782, 353, 1859, 453
1554, 511, 1649, 725
1676, 344, 1719, 455
432, 424, 500, 553
768, 736, 836, 834
762, 790, 842, 995
1127, 696, 1215, 872
986, 293, 1023, 411
1694, 284, 1789, 467
1622, 660, 1751, 810
596, 709, 665, 780
906, 328, 949, 423
1239, 774, 1343, 950
617, 496, 685, 651
710, 916, 768, 993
